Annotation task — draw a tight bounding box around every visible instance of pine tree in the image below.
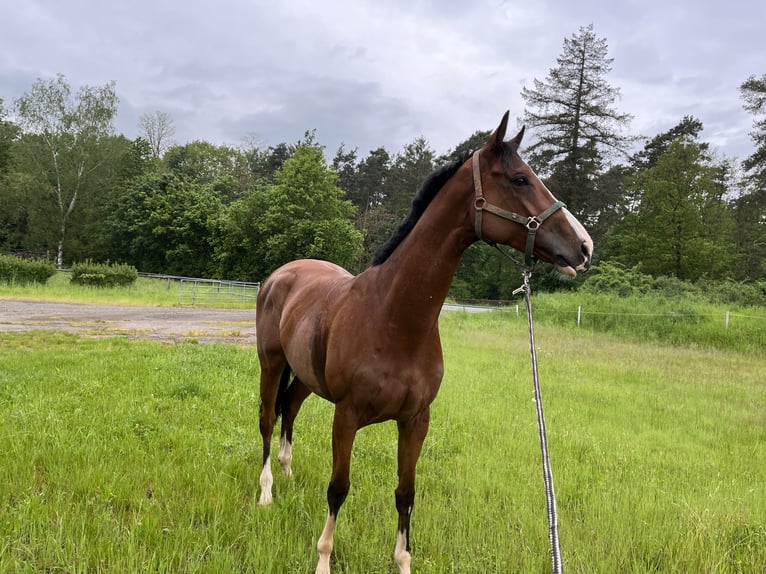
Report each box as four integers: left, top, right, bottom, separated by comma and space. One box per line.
740, 74, 766, 188
736, 74, 766, 279
521, 24, 633, 225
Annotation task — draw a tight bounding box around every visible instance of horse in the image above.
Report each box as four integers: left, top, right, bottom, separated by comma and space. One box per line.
255, 111, 593, 574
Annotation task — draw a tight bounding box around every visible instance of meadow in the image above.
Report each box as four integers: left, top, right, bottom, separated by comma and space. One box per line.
1, 302, 765, 572
0, 272, 250, 308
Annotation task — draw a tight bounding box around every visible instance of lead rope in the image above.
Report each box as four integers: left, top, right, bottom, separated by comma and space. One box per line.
513, 270, 563, 574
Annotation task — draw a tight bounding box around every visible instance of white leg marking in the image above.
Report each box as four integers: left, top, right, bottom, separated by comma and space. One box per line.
316, 512, 335, 574
258, 456, 273, 506
278, 435, 293, 476
394, 530, 411, 574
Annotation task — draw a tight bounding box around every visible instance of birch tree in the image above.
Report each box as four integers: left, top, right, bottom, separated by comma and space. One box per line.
14, 75, 118, 268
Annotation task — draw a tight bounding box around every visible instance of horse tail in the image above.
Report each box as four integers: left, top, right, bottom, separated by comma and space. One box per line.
275, 364, 292, 419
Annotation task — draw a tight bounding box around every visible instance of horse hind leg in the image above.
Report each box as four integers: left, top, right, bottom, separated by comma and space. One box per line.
278, 378, 312, 476
258, 363, 291, 506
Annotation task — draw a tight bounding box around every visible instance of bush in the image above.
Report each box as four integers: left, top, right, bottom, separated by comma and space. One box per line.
695, 278, 766, 307
579, 262, 654, 297
70, 261, 138, 287
578, 262, 766, 306
0, 254, 56, 285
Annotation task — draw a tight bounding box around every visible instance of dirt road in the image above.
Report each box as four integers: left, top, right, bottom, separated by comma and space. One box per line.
0, 299, 256, 344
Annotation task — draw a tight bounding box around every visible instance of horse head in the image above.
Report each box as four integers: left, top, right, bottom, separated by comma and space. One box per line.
471, 111, 593, 276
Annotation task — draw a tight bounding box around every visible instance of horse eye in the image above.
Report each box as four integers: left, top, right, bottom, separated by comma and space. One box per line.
512, 176, 529, 186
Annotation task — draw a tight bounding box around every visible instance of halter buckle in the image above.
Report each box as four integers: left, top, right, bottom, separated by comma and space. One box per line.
526, 217, 541, 231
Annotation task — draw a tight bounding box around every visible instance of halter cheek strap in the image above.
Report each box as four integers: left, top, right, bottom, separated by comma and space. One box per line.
472, 150, 565, 268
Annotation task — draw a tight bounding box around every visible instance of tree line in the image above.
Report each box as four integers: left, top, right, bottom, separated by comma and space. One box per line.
1, 25, 764, 299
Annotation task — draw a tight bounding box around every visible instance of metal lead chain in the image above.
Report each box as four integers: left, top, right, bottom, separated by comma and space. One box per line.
514, 270, 563, 574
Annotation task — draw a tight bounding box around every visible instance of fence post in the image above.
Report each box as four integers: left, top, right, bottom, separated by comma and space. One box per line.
725, 311, 730, 329
577, 305, 581, 327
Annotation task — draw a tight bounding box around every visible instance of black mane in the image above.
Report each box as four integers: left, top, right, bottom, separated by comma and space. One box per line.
371, 151, 472, 266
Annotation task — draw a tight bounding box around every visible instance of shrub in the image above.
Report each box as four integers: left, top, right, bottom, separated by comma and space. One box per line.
579, 263, 766, 307
579, 262, 653, 297
0, 254, 56, 285
70, 261, 138, 287
695, 278, 766, 307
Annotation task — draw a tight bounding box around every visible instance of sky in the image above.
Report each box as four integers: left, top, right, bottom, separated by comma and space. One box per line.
1, 0, 764, 162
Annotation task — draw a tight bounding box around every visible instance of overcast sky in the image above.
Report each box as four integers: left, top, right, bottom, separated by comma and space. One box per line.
1, 0, 763, 162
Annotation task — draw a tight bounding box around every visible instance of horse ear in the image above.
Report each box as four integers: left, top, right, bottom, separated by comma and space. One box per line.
485, 110, 510, 150
510, 125, 525, 147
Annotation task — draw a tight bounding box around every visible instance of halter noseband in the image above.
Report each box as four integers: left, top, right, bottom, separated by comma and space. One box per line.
472, 149, 565, 268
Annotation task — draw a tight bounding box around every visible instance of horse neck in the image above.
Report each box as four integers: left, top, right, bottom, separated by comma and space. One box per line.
368, 169, 475, 332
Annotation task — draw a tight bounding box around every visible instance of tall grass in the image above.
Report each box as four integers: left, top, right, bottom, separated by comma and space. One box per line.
520, 291, 766, 355
1, 314, 764, 572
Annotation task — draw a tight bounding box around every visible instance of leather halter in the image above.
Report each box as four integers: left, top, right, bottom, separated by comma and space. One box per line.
472, 149, 565, 268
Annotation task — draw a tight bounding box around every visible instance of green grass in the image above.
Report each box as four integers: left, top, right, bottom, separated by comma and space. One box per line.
0, 271, 255, 309
3, 272, 764, 355
1, 314, 764, 572
502, 291, 766, 356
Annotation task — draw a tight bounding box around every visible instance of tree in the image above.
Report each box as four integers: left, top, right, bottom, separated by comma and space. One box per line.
341, 147, 392, 272
104, 172, 222, 276
736, 75, 766, 280
606, 140, 736, 280
740, 74, 766, 188
13, 75, 118, 268
103, 173, 169, 272
77, 136, 154, 262
631, 116, 707, 171
139, 110, 175, 159
0, 99, 21, 251
437, 130, 490, 165
216, 145, 362, 281
363, 138, 434, 265
163, 141, 248, 202
521, 24, 634, 225
731, 188, 766, 280
332, 143, 359, 203
0, 98, 18, 176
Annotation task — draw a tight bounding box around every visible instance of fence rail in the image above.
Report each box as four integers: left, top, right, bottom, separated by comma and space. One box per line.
177, 278, 260, 306
138, 273, 260, 306
449, 299, 766, 329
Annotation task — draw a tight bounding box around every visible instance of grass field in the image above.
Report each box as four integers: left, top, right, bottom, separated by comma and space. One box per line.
0, 272, 254, 308
1, 311, 764, 572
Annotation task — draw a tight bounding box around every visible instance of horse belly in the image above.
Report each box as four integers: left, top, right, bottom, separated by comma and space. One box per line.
272, 311, 329, 400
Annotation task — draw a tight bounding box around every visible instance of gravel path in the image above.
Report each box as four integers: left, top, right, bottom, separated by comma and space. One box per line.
0, 299, 256, 344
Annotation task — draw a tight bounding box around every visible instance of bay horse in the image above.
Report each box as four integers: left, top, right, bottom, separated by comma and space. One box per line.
256, 111, 593, 574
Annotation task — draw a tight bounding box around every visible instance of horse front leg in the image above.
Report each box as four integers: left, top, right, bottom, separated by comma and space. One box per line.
316, 406, 358, 574
393, 408, 430, 574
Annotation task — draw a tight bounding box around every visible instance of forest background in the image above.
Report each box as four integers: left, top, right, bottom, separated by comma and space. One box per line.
1, 26, 764, 302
